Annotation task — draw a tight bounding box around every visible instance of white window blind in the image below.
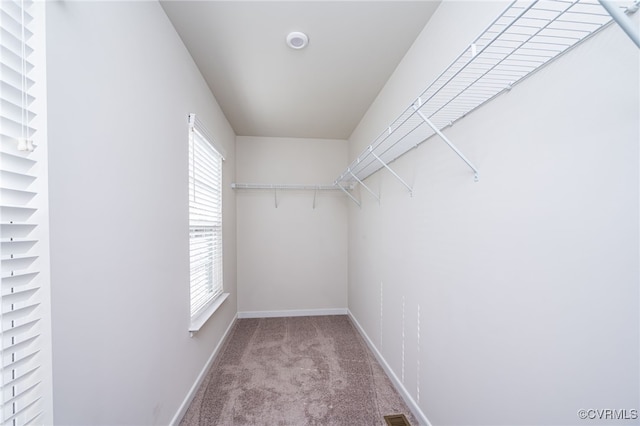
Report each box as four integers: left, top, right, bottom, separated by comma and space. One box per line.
188, 114, 223, 320
0, 1, 51, 425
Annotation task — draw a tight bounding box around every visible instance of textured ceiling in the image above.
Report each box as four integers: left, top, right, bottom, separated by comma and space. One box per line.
161, 1, 440, 139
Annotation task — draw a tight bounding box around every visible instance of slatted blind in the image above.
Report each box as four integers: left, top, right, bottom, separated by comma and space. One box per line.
0, 0, 50, 424
188, 114, 223, 319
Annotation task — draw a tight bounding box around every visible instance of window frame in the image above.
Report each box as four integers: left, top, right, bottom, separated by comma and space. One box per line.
187, 113, 227, 335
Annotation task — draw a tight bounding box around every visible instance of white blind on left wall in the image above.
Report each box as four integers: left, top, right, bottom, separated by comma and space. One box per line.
0, 1, 52, 424
188, 114, 224, 319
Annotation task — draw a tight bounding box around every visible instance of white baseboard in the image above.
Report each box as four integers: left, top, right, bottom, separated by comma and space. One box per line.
170, 313, 238, 426
347, 310, 433, 426
237, 308, 348, 319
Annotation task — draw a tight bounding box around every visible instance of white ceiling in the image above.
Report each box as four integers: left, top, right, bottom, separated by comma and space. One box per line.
161, 1, 440, 139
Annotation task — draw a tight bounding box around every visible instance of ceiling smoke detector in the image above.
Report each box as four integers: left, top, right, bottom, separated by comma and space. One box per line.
286, 32, 309, 50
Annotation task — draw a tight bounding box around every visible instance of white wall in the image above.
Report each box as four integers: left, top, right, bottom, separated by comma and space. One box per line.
236, 137, 348, 315
46, 2, 237, 424
347, 2, 639, 425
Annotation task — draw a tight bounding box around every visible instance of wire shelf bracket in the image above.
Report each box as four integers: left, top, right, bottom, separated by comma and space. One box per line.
598, 0, 640, 47
370, 148, 414, 197
348, 168, 380, 203
334, 0, 624, 201
413, 100, 480, 182
335, 182, 361, 207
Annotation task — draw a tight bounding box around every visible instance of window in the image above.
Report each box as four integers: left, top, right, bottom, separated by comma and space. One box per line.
0, 0, 52, 424
188, 114, 226, 333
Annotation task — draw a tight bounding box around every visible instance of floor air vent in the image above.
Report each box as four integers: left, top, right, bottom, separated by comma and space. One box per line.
384, 414, 411, 426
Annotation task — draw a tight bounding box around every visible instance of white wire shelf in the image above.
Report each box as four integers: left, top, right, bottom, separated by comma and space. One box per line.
335, 0, 622, 197
231, 183, 357, 207
231, 183, 348, 191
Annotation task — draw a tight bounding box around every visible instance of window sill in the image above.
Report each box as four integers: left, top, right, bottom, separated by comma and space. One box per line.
189, 292, 229, 337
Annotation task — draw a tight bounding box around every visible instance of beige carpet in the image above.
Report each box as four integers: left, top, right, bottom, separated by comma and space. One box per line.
180, 315, 418, 426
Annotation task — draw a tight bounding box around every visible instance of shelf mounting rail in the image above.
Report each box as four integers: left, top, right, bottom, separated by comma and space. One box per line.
335, 0, 624, 204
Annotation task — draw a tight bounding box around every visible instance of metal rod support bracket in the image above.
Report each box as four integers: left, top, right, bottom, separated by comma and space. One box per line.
336, 181, 361, 207
598, 0, 640, 48
369, 147, 413, 197
313, 188, 317, 209
349, 169, 380, 203
414, 108, 479, 182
